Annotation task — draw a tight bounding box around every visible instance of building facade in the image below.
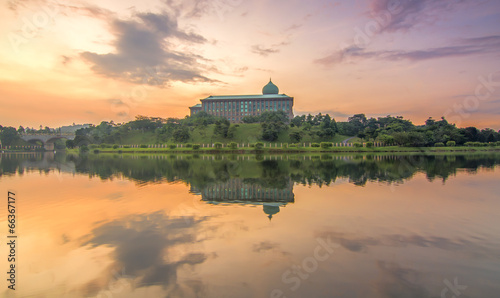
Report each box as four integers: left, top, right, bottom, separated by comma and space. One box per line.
189, 79, 294, 123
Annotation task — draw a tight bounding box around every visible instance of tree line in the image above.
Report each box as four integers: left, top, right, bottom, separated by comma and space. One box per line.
1, 112, 499, 147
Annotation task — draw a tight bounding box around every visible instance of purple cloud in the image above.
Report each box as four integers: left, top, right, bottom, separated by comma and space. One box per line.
368, 0, 479, 33
315, 35, 500, 66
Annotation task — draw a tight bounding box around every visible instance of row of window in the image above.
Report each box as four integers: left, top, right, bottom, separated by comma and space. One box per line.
203, 100, 291, 113
203, 187, 292, 199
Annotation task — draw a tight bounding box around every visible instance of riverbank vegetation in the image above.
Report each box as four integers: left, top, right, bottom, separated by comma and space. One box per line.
1, 112, 499, 151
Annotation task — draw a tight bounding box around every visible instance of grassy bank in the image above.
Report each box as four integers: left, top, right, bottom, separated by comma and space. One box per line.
113, 125, 354, 145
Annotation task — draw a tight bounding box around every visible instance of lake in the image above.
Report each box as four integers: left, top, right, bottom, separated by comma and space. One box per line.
1, 152, 500, 298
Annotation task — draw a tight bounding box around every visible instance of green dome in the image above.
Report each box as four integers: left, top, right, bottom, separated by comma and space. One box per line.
262, 79, 279, 94
263, 204, 280, 220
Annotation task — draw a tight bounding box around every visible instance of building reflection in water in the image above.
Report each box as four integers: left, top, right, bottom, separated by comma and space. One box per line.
195, 177, 294, 220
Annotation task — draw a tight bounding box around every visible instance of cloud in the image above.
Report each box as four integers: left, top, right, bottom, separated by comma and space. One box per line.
251, 45, 280, 57
160, 0, 243, 20
368, 0, 478, 33
315, 35, 500, 66
251, 41, 290, 57
373, 261, 430, 298
80, 212, 211, 297
80, 11, 216, 86
314, 230, 497, 258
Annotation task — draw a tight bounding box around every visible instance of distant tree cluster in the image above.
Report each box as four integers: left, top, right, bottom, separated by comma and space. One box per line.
334, 114, 500, 146
287, 113, 338, 143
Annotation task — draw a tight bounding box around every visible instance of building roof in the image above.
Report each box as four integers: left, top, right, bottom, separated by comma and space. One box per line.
190, 104, 202, 108
262, 79, 279, 94
201, 94, 292, 101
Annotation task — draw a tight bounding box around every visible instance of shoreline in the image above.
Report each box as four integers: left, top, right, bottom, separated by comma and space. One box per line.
2, 146, 500, 155
70, 146, 500, 154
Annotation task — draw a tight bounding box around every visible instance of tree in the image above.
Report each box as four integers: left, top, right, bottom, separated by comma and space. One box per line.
66, 140, 75, 149
291, 115, 305, 127
306, 114, 314, 125
227, 125, 237, 139
214, 119, 230, 138
0, 127, 19, 146
261, 123, 279, 141
260, 111, 288, 142
322, 128, 335, 138
289, 131, 302, 143
73, 135, 91, 147
173, 127, 190, 143
17, 126, 25, 134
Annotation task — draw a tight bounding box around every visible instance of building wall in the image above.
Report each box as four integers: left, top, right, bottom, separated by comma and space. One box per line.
189, 107, 202, 116
201, 97, 293, 123
201, 178, 294, 202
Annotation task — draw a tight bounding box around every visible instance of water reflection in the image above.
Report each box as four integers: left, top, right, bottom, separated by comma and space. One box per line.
197, 177, 294, 220
2, 152, 500, 186
1, 152, 500, 297
81, 212, 210, 297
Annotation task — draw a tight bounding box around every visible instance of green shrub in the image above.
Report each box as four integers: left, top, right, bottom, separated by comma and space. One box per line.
113, 144, 119, 149
123, 145, 131, 148
185, 143, 193, 148
464, 142, 473, 147
434, 142, 445, 147
366, 142, 374, 148
446, 141, 456, 147
140, 144, 148, 148
229, 142, 238, 149
100, 144, 107, 149
169, 144, 177, 149
214, 142, 223, 149
488, 142, 496, 147
353, 142, 363, 148
288, 144, 296, 148
255, 142, 264, 149
320, 142, 333, 149
93, 149, 100, 154
495, 141, 500, 146
192, 144, 200, 150
89, 144, 98, 149
311, 143, 320, 147
79, 145, 89, 153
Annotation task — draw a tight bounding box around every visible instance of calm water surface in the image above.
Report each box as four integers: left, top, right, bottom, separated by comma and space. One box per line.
1, 152, 500, 298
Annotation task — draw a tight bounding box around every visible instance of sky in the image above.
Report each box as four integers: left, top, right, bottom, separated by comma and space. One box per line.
1, 0, 500, 129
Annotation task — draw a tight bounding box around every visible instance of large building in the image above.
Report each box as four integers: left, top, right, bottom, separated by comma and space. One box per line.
189, 79, 294, 123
